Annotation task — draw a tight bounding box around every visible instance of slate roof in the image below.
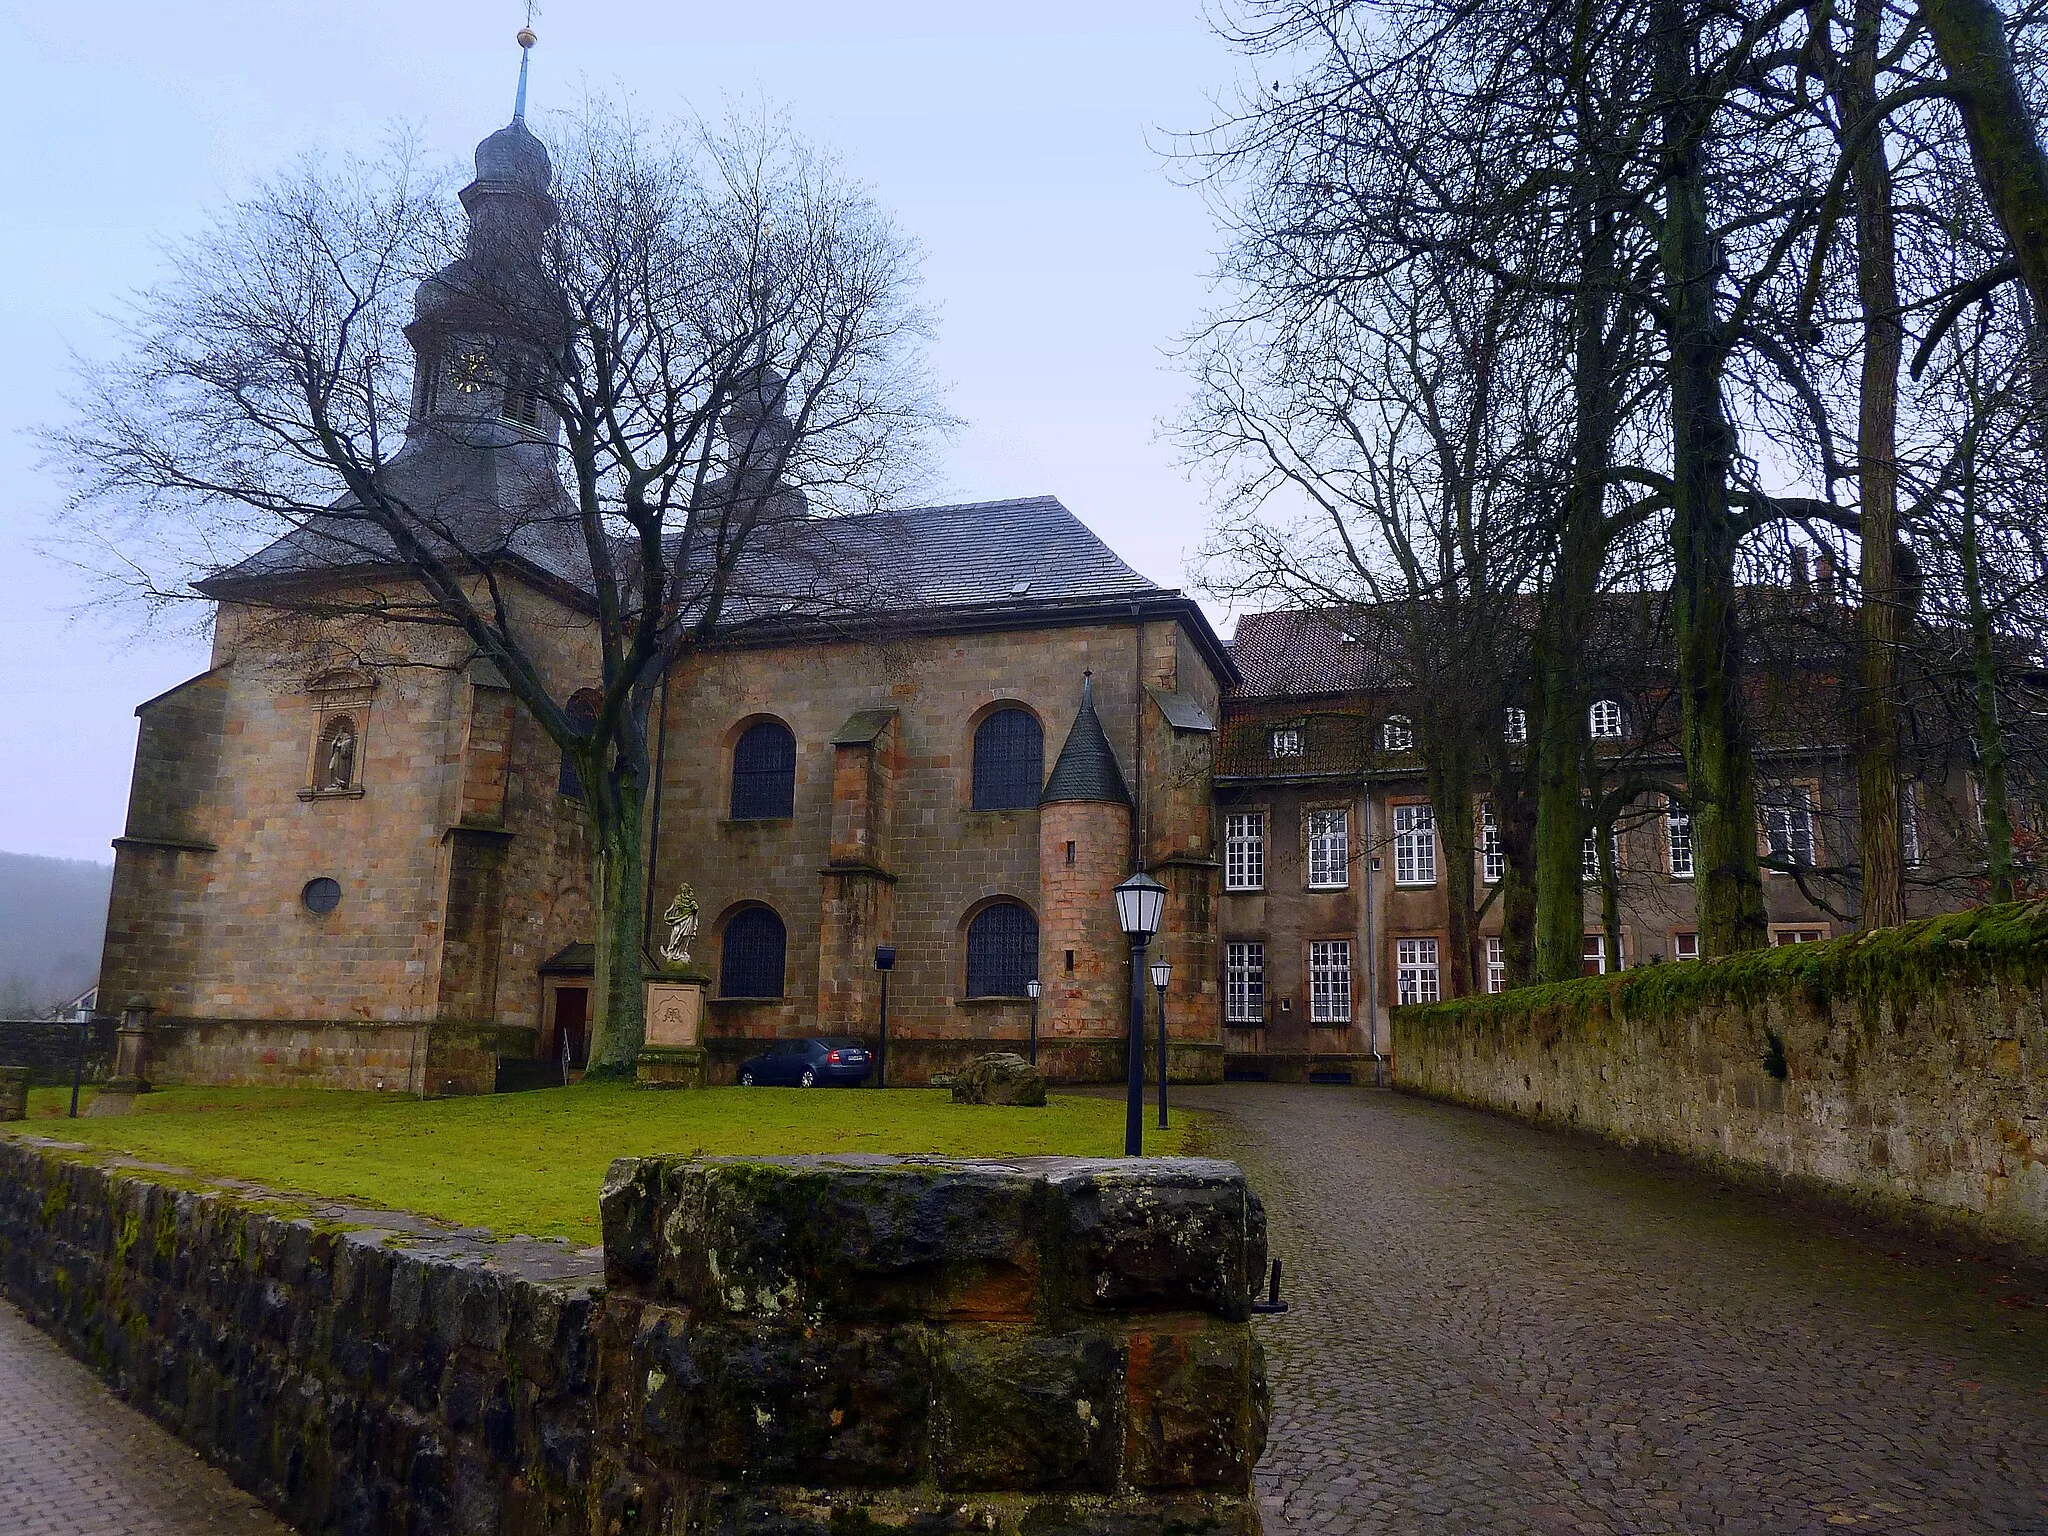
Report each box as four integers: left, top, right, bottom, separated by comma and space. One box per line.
1228, 609, 1407, 697
1040, 677, 1133, 806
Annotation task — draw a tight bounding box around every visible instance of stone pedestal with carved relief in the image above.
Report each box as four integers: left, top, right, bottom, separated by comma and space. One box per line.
638, 974, 708, 1088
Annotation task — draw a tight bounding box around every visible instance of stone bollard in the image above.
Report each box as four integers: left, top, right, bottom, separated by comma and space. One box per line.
0, 1066, 26, 1121
103, 996, 155, 1095
596, 1153, 1271, 1535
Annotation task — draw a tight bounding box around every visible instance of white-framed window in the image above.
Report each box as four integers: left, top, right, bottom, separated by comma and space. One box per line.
1485, 935, 1506, 994
1583, 824, 1617, 880
1224, 810, 1266, 892
1269, 726, 1303, 760
1395, 937, 1440, 1005
1382, 715, 1414, 752
1672, 931, 1699, 962
1666, 798, 1693, 879
1590, 699, 1625, 739
1481, 802, 1505, 884
1762, 785, 1816, 867
1224, 941, 1265, 1024
1504, 707, 1527, 744
1309, 940, 1353, 1022
1393, 802, 1437, 885
1771, 926, 1827, 946
1582, 933, 1608, 976
1902, 781, 1921, 867
1306, 808, 1350, 889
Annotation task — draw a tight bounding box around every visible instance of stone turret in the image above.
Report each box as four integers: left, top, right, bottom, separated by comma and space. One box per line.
1037, 675, 1133, 1073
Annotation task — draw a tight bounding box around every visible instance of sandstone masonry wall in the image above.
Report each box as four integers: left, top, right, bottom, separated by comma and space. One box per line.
0, 1139, 1271, 1536
1393, 902, 2048, 1260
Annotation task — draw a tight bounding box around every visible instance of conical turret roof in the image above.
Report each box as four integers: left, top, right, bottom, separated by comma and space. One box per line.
1039, 675, 1132, 806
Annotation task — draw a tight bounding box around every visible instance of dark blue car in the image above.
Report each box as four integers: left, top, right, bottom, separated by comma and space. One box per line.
736, 1037, 873, 1087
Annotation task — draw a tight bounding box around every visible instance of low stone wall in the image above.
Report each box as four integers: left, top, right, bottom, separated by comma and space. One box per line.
0, 1137, 1269, 1535
0, 1017, 115, 1086
1394, 901, 2048, 1260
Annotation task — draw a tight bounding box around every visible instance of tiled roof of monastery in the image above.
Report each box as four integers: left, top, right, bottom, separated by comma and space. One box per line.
1227, 609, 1407, 697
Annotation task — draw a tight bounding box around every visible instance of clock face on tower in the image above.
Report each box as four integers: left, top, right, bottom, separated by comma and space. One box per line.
450, 349, 492, 393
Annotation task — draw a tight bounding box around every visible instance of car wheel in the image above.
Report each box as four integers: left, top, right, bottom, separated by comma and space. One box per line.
739, 1070, 755, 1086
799, 1068, 816, 1088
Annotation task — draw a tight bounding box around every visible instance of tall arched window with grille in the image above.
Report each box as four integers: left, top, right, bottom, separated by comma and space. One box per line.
730, 720, 797, 819
558, 690, 601, 801
965, 901, 1039, 997
719, 907, 787, 998
972, 708, 1043, 810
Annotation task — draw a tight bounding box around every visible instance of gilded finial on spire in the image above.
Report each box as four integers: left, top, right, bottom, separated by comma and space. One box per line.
513, 3, 539, 123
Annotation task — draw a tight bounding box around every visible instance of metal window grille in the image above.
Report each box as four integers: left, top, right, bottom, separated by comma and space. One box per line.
1590, 699, 1624, 739
1310, 940, 1353, 1022
1485, 936, 1505, 994
1306, 809, 1349, 888
972, 709, 1044, 810
1481, 803, 1504, 883
1393, 803, 1435, 885
1269, 726, 1303, 759
731, 720, 797, 819
1225, 941, 1265, 1023
558, 693, 599, 800
1224, 811, 1266, 891
1394, 938, 1437, 1006
1762, 786, 1815, 866
720, 908, 787, 998
1382, 716, 1413, 752
966, 902, 1039, 997
1667, 800, 1694, 878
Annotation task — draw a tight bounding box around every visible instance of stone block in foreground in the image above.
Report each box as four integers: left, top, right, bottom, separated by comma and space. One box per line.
597, 1153, 1271, 1531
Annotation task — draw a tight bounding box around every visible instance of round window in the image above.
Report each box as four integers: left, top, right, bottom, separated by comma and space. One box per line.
301, 877, 342, 915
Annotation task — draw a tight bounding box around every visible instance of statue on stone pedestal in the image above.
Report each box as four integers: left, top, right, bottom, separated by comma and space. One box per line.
659, 884, 700, 968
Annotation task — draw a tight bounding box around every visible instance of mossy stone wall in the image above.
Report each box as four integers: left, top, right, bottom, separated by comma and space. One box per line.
1393, 900, 2048, 1260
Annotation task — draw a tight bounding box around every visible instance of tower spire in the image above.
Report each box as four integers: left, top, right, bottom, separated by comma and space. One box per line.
513, 11, 538, 123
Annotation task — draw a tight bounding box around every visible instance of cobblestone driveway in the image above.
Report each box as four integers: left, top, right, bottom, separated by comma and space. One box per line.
1191, 1084, 2048, 1536
0, 1299, 288, 1535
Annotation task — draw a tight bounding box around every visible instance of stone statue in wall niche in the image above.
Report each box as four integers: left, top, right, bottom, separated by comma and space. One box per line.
659, 884, 700, 968
322, 717, 356, 790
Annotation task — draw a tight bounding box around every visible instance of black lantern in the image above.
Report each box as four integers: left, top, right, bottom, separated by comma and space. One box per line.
1113, 871, 1168, 943
1024, 977, 1041, 1066
873, 945, 896, 1087
1149, 960, 1172, 1130
1112, 870, 1168, 1156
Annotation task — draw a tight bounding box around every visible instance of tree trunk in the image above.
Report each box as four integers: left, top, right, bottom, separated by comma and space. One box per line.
582, 762, 649, 1079
1919, 0, 2048, 320
1430, 752, 1480, 996
1496, 771, 1539, 987
1658, 0, 1768, 957
1840, 0, 1907, 929
1960, 437, 2017, 901
1596, 805, 1623, 972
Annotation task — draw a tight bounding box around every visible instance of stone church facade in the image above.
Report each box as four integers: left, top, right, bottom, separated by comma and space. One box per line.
94, 93, 1994, 1094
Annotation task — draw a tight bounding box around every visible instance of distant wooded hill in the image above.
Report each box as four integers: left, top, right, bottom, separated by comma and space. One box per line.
0, 853, 111, 1016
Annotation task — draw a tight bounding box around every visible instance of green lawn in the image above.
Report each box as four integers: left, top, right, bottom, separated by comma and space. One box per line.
7, 1083, 1205, 1243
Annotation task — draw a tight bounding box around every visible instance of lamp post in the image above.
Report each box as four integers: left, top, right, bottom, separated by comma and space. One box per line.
1024, 978, 1041, 1066
873, 945, 896, 1088
1113, 870, 1167, 1157
1149, 960, 1172, 1129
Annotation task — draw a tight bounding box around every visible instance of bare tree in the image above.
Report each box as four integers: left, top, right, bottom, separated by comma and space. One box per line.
53, 98, 942, 1074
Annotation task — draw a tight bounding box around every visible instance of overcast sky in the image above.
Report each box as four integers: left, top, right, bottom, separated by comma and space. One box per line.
0, 0, 1255, 862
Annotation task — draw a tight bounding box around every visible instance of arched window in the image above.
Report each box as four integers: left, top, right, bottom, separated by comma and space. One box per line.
731, 720, 797, 819
1589, 699, 1625, 740
966, 901, 1039, 998
559, 690, 601, 801
719, 907, 787, 998
972, 708, 1043, 810
316, 714, 359, 791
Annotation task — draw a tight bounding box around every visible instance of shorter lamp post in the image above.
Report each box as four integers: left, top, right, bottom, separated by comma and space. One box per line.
1150, 960, 1172, 1129
1024, 977, 1041, 1066
1113, 870, 1167, 1157
873, 945, 896, 1088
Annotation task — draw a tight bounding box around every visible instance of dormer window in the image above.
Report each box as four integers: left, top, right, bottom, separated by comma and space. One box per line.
1590, 699, 1625, 739
1382, 716, 1414, 752
1269, 726, 1303, 759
